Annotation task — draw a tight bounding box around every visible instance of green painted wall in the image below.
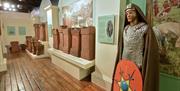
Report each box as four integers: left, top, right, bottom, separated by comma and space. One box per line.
160, 73, 180, 91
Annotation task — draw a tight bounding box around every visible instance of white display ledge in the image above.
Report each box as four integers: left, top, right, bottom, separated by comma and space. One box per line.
0, 58, 7, 72
26, 49, 49, 59
48, 48, 95, 80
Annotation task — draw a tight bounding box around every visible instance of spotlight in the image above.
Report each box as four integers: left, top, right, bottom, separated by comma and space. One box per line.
13, 8, 16, 11
3, 2, 10, 8
11, 4, 15, 8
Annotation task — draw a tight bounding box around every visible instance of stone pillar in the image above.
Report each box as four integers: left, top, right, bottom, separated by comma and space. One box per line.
44, 5, 59, 48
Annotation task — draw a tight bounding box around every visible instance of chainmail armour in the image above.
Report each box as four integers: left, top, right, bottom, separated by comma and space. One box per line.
122, 22, 148, 66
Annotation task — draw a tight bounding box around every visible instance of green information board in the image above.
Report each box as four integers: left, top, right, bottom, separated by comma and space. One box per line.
98, 15, 115, 44
18, 26, 26, 35
7, 26, 16, 36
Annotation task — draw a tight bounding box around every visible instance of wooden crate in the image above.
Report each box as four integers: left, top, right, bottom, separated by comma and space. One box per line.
80, 26, 95, 60
70, 28, 81, 57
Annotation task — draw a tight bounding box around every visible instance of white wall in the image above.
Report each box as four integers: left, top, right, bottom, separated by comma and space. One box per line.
0, 11, 34, 53
57, 0, 121, 90
39, 0, 52, 22
91, 0, 121, 90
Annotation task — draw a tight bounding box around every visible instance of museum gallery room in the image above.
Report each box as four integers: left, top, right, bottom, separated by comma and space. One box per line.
0, 0, 180, 91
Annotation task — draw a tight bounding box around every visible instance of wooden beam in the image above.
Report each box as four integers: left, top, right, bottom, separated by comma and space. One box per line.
146, 0, 153, 26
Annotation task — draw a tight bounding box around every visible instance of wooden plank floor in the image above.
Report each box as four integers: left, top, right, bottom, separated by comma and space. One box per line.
0, 52, 105, 91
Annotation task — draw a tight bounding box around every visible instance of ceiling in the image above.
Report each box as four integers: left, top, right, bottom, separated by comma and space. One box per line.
0, 0, 59, 13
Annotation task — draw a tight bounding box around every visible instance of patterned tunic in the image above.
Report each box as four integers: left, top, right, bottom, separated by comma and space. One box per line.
122, 22, 148, 66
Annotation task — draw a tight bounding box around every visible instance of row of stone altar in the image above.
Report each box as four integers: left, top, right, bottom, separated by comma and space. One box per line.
53, 26, 95, 60
26, 36, 44, 55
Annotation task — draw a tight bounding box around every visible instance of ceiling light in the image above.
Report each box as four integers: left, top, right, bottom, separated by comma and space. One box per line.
12, 8, 16, 11
19, 0, 22, 1
11, 4, 15, 8
3, 2, 10, 8
0, 3, 2, 7
17, 4, 20, 8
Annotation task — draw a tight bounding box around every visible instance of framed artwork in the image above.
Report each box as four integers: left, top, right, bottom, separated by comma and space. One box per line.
62, 0, 93, 27
98, 15, 115, 44
18, 26, 26, 35
7, 26, 16, 36
152, 0, 180, 77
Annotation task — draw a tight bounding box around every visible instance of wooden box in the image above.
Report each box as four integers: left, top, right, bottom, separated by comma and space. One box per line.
62, 27, 72, 53
10, 41, 20, 53
70, 28, 81, 57
53, 29, 59, 49
80, 26, 95, 60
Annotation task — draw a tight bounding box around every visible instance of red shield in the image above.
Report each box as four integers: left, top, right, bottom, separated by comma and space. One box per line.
112, 59, 143, 91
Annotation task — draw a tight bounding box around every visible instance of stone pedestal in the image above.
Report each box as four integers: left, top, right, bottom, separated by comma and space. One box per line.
26, 36, 32, 52
39, 23, 46, 41
62, 27, 71, 53
48, 48, 95, 80
10, 41, 20, 53
81, 26, 95, 60
70, 28, 81, 57
53, 29, 59, 49
34, 41, 44, 55
58, 26, 67, 50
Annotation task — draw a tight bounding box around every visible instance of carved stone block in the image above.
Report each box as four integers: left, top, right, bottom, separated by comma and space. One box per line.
80, 26, 95, 60
53, 29, 59, 49
62, 27, 71, 53
10, 41, 20, 53
26, 36, 32, 52
70, 28, 81, 57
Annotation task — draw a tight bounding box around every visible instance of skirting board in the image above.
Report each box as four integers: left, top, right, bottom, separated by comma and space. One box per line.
0, 58, 7, 72
26, 49, 49, 59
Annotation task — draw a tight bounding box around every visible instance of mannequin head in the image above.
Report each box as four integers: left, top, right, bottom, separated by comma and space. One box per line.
124, 3, 147, 26
126, 8, 138, 25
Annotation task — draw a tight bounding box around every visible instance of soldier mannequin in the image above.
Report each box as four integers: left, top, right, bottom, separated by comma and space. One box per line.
112, 3, 159, 91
